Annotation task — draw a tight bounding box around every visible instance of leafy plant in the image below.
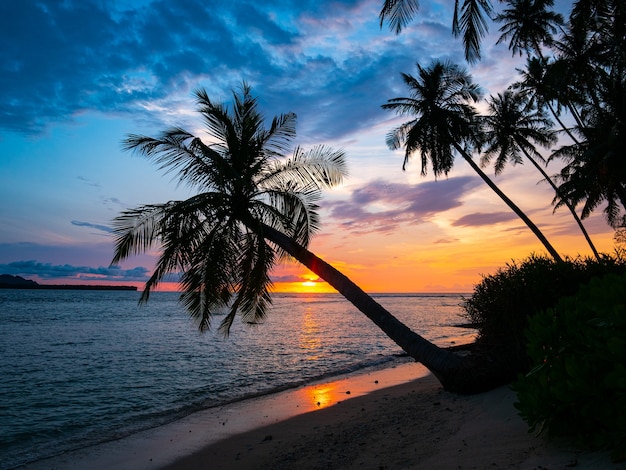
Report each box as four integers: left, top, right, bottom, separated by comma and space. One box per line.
462, 251, 626, 378
513, 272, 626, 461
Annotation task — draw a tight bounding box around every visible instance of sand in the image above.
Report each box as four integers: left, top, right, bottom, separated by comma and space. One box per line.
22, 361, 619, 470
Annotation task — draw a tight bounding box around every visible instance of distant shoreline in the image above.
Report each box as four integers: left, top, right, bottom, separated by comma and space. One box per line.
0, 274, 137, 291
0, 284, 138, 291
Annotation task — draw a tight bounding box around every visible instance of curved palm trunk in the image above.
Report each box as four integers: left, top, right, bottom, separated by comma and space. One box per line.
257, 222, 474, 389
547, 101, 580, 144
454, 143, 563, 262
534, 48, 582, 143
520, 148, 600, 259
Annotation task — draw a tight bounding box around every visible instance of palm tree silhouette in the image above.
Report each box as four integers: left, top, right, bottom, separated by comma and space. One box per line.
481, 90, 599, 258
495, 0, 563, 58
382, 60, 562, 261
112, 83, 475, 391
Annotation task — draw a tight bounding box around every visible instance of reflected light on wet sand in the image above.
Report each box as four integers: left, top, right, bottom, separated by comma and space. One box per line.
300, 382, 343, 409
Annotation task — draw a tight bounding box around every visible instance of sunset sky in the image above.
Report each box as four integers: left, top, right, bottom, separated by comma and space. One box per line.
0, 0, 617, 294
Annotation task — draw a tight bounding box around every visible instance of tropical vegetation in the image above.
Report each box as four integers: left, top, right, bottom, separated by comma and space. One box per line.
381, 60, 562, 261
112, 0, 624, 398
463, 251, 626, 379
380, 0, 626, 453
380, 0, 626, 237
513, 271, 626, 461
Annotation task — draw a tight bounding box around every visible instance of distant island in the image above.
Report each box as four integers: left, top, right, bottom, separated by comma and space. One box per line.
0, 274, 138, 291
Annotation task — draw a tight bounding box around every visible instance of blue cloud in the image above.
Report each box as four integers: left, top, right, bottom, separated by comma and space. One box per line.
71, 220, 113, 234
0, 260, 149, 281
0, 0, 457, 139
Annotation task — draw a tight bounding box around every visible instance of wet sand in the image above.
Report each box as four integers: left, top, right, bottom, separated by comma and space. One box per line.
22, 361, 617, 469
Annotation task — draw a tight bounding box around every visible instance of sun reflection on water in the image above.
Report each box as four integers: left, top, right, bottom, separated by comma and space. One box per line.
299, 307, 322, 361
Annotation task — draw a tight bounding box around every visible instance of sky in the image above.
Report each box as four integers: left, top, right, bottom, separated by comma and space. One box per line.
0, 0, 618, 294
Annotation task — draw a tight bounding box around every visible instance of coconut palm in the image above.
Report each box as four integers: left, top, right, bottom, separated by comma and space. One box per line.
548, 0, 626, 227
512, 57, 580, 143
494, 0, 563, 58
551, 71, 626, 228
481, 90, 599, 258
111, 83, 484, 392
382, 60, 562, 261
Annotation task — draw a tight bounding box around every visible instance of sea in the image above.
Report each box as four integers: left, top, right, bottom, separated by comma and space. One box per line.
0, 290, 475, 469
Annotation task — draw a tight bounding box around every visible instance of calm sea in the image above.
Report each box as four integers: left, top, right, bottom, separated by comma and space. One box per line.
0, 290, 474, 469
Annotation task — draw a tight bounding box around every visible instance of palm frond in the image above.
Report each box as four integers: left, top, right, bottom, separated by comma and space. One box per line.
111, 203, 173, 264
379, 0, 420, 35
454, 0, 493, 64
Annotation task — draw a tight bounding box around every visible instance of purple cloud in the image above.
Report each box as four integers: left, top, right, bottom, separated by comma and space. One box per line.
0, 260, 149, 281
452, 212, 518, 227
328, 176, 481, 234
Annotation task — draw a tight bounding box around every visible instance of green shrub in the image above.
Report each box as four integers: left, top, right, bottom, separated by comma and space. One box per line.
462, 251, 626, 375
513, 272, 626, 461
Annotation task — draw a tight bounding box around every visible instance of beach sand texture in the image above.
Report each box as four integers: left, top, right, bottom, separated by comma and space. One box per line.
23, 362, 618, 470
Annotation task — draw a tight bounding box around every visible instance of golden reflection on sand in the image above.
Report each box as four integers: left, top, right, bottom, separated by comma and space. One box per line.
298, 382, 347, 410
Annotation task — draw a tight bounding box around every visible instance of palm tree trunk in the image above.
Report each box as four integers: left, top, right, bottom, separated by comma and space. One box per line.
455, 143, 563, 262
547, 101, 580, 144
534, 48, 582, 144
258, 222, 467, 385
520, 148, 600, 259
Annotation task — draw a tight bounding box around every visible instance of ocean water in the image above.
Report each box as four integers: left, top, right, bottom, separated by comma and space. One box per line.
0, 290, 474, 469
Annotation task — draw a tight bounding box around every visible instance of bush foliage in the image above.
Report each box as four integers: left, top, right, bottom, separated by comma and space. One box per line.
462, 251, 626, 376
513, 272, 626, 461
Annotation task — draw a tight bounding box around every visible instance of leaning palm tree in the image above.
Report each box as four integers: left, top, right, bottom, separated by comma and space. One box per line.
382, 60, 562, 261
111, 83, 488, 392
481, 90, 599, 258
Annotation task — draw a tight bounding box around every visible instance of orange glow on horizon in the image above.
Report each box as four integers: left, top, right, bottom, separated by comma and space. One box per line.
272, 280, 337, 294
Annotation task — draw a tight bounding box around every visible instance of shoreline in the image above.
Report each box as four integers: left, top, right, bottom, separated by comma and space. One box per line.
20, 360, 617, 470
20, 361, 430, 470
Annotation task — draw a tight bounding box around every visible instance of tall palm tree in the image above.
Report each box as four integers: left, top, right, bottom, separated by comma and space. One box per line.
481, 90, 599, 258
382, 60, 562, 261
111, 83, 484, 392
548, 0, 626, 227
512, 57, 580, 144
551, 71, 626, 228
494, 0, 563, 58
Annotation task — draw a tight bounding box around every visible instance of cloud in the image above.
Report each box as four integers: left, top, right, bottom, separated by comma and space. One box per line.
451, 212, 518, 227
327, 176, 481, 234
0, 0, 459, 140
0, 260, 149, 281
271, 274, 309, 283
71, 220, 113, 233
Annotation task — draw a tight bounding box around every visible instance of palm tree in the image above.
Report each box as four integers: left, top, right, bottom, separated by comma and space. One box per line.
382, 60, 563, 261
551, 71, 626, 228
494, 0, 563, 58
548, 0, 626, 227
512, 57, 580, 144
481, 90, 599, 258
111, 83, 487, 392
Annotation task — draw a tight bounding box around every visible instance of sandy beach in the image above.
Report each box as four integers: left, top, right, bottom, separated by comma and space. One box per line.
22, 361, 618, 470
